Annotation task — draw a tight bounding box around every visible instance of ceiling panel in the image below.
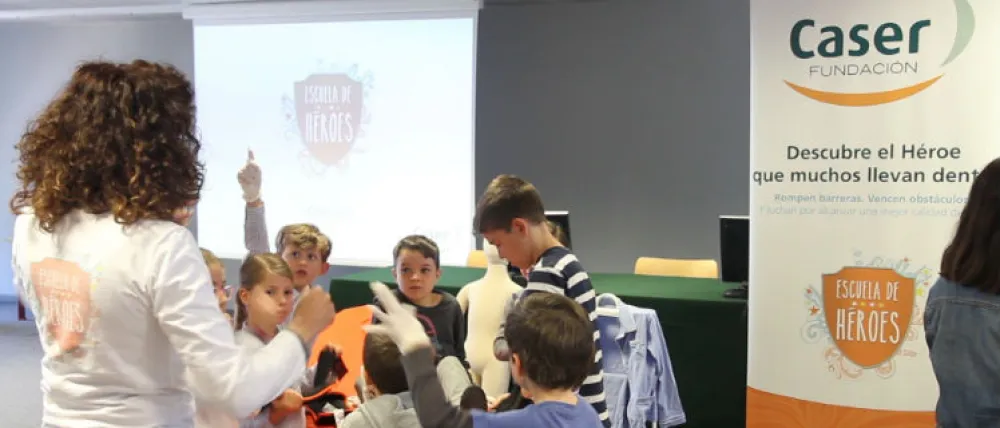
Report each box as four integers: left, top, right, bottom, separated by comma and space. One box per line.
0, 0, 180, 11
0, 0, 355, 11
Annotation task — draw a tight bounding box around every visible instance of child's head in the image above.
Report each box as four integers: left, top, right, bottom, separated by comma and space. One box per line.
362, 333, 409, 397
200, 248, 229, 313
460, 386, 488, 411
275, 223, 331, 290
941, 157, 1000, 294
391, 235, 442, 303
547, 220, 569, 247
235, 253, 296, 331
474, 174, 552, 269
504, 292, 595, 393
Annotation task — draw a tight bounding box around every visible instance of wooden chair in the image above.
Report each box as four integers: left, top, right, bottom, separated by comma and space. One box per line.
634, 257, 719, 279
466, 250, 488, 268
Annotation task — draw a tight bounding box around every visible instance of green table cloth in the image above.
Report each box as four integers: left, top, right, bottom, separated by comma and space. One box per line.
329, 267, 748, 428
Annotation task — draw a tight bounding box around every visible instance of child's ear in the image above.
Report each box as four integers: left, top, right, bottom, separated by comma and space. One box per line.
391, 267, 397, 279
510, 353, 523, 378
435, 266, 442, 280
321, 262, 330, 276
363, 371, 380, 398
239, 288, 250, 305
511, 218, 528, 235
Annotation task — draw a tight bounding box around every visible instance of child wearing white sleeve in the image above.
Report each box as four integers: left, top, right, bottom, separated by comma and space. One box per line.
235, 253, 340, 427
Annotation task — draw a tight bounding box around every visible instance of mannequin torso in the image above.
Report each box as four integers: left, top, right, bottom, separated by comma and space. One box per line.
457, 244, 523, 398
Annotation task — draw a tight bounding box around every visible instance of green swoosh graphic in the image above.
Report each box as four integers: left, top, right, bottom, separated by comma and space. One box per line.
941, 0, 975, 66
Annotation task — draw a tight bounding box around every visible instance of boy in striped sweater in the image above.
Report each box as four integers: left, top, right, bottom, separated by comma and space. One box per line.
474, 174, 610, 428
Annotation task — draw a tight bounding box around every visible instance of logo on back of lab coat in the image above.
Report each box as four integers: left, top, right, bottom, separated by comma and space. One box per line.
30, 258, 97, 358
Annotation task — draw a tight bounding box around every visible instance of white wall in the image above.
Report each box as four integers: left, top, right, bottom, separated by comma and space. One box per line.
0, 17, 195, 300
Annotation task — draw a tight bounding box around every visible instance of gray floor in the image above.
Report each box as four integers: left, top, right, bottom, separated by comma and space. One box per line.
0, 302, 43, 428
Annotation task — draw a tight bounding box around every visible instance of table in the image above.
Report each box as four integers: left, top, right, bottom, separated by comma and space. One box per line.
330, 266, 748, 428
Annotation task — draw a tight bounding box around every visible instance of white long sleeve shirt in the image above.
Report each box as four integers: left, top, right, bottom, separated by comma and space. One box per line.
244, 204, 270, 255
235, 328, 316, 428
12, 210, 308, 427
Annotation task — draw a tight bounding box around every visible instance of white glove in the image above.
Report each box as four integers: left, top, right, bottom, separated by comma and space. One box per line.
364, 281, 431, 354
236, 149, 262, 203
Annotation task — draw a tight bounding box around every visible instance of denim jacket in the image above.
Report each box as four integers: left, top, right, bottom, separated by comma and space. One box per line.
924, 277, 1000, 428
594, 294, 685, 428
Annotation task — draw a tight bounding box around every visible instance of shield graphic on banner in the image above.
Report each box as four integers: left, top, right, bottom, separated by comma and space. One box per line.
822, 267, 914, 368
294, 74, 364, 166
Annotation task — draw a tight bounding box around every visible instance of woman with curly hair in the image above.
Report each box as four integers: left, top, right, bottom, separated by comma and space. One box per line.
9, 59, 336, 427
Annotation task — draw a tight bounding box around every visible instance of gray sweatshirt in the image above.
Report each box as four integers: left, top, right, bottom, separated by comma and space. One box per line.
344, 356, 472, 428
339, 392, 421, 428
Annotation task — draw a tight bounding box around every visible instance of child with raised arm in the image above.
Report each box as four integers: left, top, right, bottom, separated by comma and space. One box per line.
237, 151, 331, 292
367, 282, 602, 428
341, 333, 422, 428
475, 174, 610, 426
343, 332, 477, 428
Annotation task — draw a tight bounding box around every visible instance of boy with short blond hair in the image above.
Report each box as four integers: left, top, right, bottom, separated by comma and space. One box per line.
474, 174, 610, 427
271, 223, 332, 290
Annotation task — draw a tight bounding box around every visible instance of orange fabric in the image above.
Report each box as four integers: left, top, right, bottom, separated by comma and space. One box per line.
268, 390, 304, 425
309, 305, 372, 400
305, 406, 340, 428
305, 408, 323, 428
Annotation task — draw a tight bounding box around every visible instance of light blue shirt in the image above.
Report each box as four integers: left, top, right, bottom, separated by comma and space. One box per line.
594, 294, 685, 428
472, 395, 602, 428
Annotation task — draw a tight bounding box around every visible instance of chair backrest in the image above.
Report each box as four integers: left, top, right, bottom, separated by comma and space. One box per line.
466, 250, 488, 268
634, 257, 719, 279
309, 305, 373, 399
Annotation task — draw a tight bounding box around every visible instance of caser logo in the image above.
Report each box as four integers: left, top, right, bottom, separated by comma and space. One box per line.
784, 0, 975, 107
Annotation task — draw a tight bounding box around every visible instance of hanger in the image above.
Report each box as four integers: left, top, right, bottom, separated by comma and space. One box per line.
595, 293, 623, 317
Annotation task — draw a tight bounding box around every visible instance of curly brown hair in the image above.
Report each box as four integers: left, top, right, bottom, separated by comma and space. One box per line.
10, 59, 204, 232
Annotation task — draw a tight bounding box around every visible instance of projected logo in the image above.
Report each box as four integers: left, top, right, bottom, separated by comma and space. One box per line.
283, 63, 374, 172
784, 0, 975, 107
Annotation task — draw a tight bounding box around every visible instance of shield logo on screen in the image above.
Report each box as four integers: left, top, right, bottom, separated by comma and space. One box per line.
294, 73, 364, 166
821, 267, 914, 368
